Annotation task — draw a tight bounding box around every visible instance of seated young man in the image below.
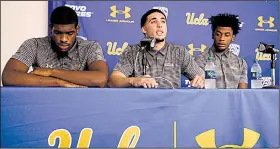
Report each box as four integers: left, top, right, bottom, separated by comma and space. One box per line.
195, 13, 248, 89
2, 6, 108, 87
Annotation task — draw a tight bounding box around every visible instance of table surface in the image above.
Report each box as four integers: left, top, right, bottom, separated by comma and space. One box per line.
1, 87, 279, 148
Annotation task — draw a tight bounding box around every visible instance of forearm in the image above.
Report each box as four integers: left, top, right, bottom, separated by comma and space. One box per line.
108, 76, 133, 88
2, 70, 62, 87
51, 69, 108, 87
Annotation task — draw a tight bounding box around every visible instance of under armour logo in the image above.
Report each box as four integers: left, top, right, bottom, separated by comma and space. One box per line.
195, 128, 260, 148
188, 44, 206, 56
110, 5, 131, 19
258, 16, 274, 28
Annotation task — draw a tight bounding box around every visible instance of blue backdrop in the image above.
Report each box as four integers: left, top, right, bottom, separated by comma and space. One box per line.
48, 1, 279, 88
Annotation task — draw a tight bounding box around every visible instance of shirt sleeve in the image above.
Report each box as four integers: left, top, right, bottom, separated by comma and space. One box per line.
239, 58, 248, 83
113, 46, 134, 77
87, 41, 106, 65
181, 47, 204, 79
194, 54, 207, 71
11, 38, 37, 67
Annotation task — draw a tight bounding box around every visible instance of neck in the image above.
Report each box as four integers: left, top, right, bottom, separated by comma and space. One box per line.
153, 41, 165, 51
213, 44, 228, 54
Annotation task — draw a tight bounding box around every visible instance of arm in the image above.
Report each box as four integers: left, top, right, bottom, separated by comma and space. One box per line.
107, 46, 134, 88
46, 60, 108, 87
2, 38, 84, 87
181, 48, 205, 88
182, 49, 205, 79
238, 59, 248, 89
31, 41, 108, 87
108, 71, 158, 88
194, 54, 207, 71
107, 46, 157, 88
2, 59, 83, 87
107, 70, 133, 87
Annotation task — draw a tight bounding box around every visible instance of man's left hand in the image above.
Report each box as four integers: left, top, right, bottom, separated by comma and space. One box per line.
190, 75, 205, 88
30, 67, 53, 77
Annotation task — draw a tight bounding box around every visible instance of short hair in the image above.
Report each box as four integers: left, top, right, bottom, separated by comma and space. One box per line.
209, 13, 241, 35
50, 6, 78, 28
141, 9, 166, 28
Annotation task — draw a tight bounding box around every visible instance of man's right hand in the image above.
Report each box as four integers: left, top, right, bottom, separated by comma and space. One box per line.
57, 80, 87, 88
129, 75, 158, 88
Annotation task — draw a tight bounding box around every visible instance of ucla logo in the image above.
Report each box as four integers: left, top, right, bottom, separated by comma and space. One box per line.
48, 128, 93, 148
188, 44, 207, 56
106, 5, 134, 23
48, 126, 140, 148
186, 12, 209, 26
255, 16, 277, 32
196, 128, 260, 148
255, 48, 277, 61
107, 41, 128, 55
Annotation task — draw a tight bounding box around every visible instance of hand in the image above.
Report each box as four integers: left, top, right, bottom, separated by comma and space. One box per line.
190, 75, 205, 88
31, 67, 53, 77
129, 75, 158, 88
58, 80, 87, 88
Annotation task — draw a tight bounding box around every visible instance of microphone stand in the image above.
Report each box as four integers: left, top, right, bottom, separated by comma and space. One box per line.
141, 46, 148, 76
263, 50, 279, 89
140, 37, 156, 76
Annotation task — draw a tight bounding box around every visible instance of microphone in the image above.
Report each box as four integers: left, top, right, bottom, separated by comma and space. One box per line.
258, 42, 279, 53
140, 37, 156, 49
257, 42, 279, 88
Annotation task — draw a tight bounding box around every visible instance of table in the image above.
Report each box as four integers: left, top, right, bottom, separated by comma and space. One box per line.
1, 87, 279, 148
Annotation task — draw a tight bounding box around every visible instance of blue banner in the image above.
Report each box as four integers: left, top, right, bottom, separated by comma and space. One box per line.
48, 1, 279, 88
1, 87, 279, 147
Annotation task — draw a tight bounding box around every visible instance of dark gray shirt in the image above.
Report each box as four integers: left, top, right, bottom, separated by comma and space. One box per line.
11, 36, 105, 70
195, 46, 248, 88
114, 43, 204, 88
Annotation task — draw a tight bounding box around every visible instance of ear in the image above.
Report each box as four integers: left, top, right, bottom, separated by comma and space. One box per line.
76, 25, 80, 34
49, 24, 53, 34
141, 26, 147, 34
232, 35, 235, 41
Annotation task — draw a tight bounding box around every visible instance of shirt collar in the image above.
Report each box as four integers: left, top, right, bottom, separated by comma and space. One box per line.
210, 45, 230, 58
147, 42, 168, 57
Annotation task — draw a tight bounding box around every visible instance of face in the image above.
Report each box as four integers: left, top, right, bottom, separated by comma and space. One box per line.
213, 26, 235, 51
51, 24, 79, 52
141, 12, 167, 41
